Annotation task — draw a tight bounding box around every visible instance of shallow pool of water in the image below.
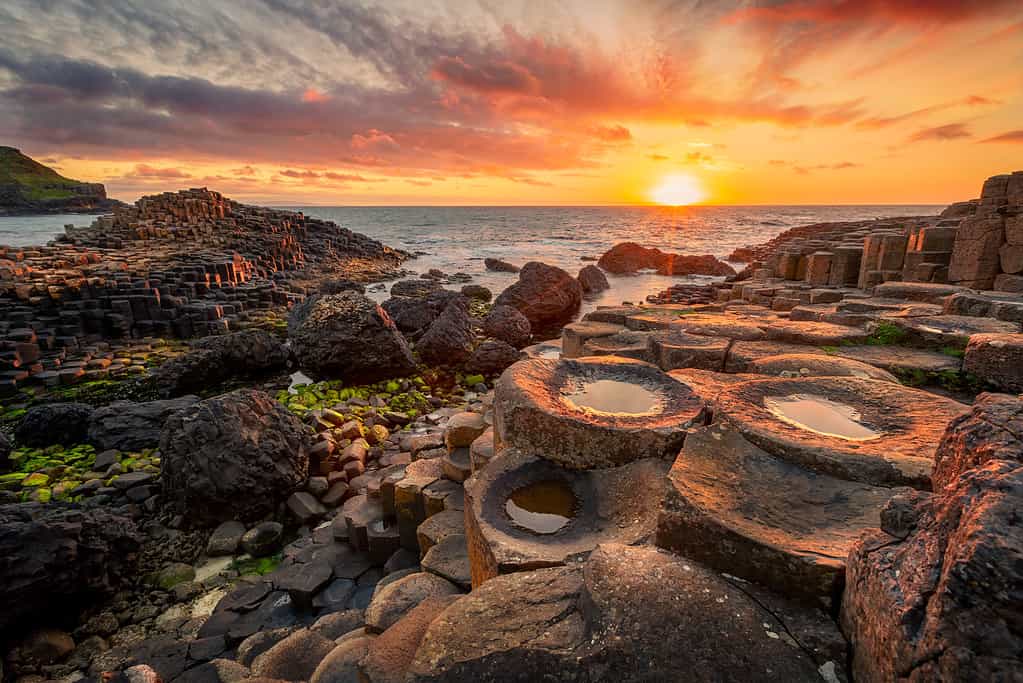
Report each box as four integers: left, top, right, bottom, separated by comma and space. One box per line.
505, 480, 577, 534
565, 379, 660, 414
764, 394, 881, 441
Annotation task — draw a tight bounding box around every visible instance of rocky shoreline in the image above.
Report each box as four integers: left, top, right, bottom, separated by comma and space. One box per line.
1, 172, 1022, 683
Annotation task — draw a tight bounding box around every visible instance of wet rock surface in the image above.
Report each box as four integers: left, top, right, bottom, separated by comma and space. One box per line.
151, 329, 289, 397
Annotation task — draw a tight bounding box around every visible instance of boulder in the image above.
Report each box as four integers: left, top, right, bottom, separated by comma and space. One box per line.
597, 242, 735, 277
0, 503, 140, 635
390, 279, 443, 298
482, 305, 531, 348
416, 298, 474, 366
493, 262, 582, 327
364, 572, 462, 634
310, 636, 374, 683
360, 595, 460, 683
289, 292, 416, 383
382, 290, 462, 337
15, 402, 94, 447
319, 279, 366, 295
160, 389, 310, 525
460, 284, 492, 301
408, 544, 833, 682
88, 396, 198, 451
466, 340, 522, 375
484, 258, 519, 273
841, 395, 1023, 682
577, 265, 609, 293
251, 628, 335, 681
151, 330, 289, 397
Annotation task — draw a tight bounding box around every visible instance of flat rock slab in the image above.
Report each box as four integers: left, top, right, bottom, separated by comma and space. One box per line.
421, 534, 471, 590
747, 353, 899, 383
872, 281, 969, 304
648, 331, 730, 371
764, 320, 869, 346
582, 306, 645, 325
725, 341, 826, 373
408, 544, 832, 682
494, 356, 707, 469
715, 376, 968, 488
580, 330, 653, 362
623, 306, 696, 330
668, 314, 767, 341
833, 345, 961, 376
464, 448, 668, 587
559, 321, 624, 358
657, 423, 896, 608
521, 339, 562, 360
883, 314, 1021, 350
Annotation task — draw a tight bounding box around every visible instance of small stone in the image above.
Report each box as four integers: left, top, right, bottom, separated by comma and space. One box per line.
241, 522, 283, 557
207, 521, 246, 556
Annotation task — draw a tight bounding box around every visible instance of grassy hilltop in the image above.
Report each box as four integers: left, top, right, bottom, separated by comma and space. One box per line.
0, 146, 117, 213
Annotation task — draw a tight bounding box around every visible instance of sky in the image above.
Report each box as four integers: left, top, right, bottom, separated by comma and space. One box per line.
0, 0, 1021, 206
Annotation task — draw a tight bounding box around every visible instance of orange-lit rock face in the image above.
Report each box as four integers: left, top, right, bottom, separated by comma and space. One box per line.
463, 448, 668, 588
715, 376, 968, 489
493, 356, 708, 469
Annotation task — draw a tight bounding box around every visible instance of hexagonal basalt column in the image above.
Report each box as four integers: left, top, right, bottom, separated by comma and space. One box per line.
715, 377, 968, 488
494, 356, 708, 469
464, 448, 668, 587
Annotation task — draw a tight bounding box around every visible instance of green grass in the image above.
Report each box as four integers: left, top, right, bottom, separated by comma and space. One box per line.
864, 321, 908, 347
0, 146, 97, 201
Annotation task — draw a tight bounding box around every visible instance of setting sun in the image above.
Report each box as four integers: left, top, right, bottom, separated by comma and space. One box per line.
649, 174, 707, 206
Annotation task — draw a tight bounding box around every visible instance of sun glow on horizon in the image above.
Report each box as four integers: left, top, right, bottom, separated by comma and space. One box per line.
649, 174, 707, 206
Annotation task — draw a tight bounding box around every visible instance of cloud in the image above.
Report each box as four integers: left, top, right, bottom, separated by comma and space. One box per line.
791, 161, 861, 174
231, 165, 256, 175
981, 130, 1023, 144
125, 164, 193, 179
648, 154, 670, 161
909, 122, 971, 142
589, 125, 632, 142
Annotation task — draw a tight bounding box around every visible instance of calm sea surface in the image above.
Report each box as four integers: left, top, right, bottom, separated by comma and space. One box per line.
0, 205, 941, 311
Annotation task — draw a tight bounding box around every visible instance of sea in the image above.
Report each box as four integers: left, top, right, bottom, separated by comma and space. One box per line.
0, 205, 941, 312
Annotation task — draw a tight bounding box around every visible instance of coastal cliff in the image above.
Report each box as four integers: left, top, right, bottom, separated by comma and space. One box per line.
0, 146, 122, 215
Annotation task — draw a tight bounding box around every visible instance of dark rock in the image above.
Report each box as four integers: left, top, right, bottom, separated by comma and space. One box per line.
206, 520, 246, 556
597, 241, 736, 276
577, 264, 609, 293
484, 258, 519, 273
319, 279, 366, 295
382, 290, 462, 337
241, 522, 284, 557
466, 339, 522, 375
187, 635, 227, 662
273, 560, 334, 609
151, 330, 289, 397
390, 279, 443, 298
286, 491, 327, 524
460, 284, 491, 301
482, 305, 531, 348
416, 297, 474, 366
89, 396, 198, 451
311, 578, 357, 613
21, 628, 76, 664
0, 431, 10, 471
0, 503, 140, 635
933, 391, 1023, 489
235, 627, 297, 668
160, 390, 310, 525
494, 262, 582, 327
15, 402, 94, 446
289, 292, 416, 383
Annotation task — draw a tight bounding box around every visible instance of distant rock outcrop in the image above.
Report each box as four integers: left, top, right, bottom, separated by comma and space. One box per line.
597, 242, 736, 277
0, 146, 121, 215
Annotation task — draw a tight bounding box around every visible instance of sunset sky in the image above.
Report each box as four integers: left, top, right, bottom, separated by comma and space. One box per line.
1, 0, 1021, 206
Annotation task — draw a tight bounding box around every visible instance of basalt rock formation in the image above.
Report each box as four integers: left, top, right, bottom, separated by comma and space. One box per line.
597, 242, 736, 277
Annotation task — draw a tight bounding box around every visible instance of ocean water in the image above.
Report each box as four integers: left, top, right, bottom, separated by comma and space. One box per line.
0, 204, 941, 312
